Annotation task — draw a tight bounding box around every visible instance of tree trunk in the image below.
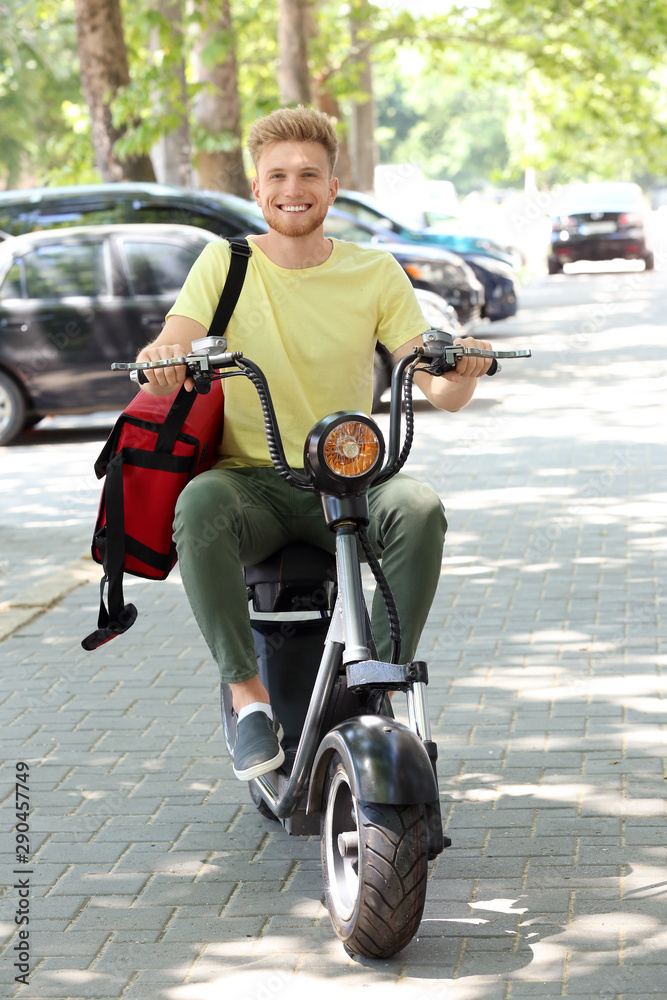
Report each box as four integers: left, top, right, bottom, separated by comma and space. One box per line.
192, 1, 250, 197
74, 0, 155, 182
314, 74, 354, 189
150, 0, 193, 188
278, 0, 311, 104
349, 23, 376, 192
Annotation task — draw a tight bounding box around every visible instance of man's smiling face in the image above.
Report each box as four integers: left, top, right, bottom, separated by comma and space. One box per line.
252, 140, 338, 239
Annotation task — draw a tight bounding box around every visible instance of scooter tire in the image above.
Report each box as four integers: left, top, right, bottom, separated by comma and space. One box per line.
321, 753, 429, 959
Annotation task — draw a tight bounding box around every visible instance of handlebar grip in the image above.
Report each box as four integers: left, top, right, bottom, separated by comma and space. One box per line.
486, 359, 501, 376
130, 370, 149, 385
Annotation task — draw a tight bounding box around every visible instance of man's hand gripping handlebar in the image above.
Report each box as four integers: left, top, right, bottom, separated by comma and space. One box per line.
416, 329, 531, 378
112, 337, 241, 392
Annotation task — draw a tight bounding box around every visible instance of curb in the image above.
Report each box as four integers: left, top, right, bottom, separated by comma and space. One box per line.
0, 555, 98, 642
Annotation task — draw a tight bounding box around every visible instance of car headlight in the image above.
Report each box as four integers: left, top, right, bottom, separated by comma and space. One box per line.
404, 261, 456, 290
305, 412, 384, 493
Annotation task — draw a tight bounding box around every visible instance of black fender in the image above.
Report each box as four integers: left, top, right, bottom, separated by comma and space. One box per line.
307, 715, 438, 814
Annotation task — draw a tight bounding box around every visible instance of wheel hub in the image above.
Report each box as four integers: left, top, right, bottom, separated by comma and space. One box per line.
324, 768, 359, 921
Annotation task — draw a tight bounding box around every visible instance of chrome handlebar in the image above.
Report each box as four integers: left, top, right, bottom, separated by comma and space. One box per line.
111, 332, 531, 384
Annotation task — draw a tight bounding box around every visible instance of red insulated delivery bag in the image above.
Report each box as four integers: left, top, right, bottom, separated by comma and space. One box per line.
81, 238, 251, 651
81, 380, 225, 652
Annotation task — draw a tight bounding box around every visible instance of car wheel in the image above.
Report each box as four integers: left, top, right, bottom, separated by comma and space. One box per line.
0, 371, 27, 446
547, 257, 562, 275
643, 252, 655, 271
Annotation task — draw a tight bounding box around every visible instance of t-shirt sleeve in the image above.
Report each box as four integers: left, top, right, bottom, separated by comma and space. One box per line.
376, 254, 430, 355
166, 240, 231, 328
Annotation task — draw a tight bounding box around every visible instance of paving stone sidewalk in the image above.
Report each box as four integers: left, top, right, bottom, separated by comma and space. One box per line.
1, 274, 666, 1000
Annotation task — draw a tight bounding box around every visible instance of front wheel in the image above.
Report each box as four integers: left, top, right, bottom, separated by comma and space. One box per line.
321, 754, 429, 959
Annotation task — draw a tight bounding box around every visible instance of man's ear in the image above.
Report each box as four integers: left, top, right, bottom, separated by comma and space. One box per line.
251, 177, 261, 205
329, 176, 339, 205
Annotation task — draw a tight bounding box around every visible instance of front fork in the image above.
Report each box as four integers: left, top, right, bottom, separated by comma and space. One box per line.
334, 521, 434, 745
333, 520, 448, 856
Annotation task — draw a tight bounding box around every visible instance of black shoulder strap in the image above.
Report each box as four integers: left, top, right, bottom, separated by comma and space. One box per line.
209, 238, 252, 338
156, 239, 251, 448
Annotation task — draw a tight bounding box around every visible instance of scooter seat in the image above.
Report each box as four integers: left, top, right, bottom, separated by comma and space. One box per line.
244, 542, 337, 613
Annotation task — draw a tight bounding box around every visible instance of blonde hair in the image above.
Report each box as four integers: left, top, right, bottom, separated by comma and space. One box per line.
247, 105, 339, 175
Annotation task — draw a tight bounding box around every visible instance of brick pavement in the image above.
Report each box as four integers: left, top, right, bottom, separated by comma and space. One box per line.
1, 271, 666, 999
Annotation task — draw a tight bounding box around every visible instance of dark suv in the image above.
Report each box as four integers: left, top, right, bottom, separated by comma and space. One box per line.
0, 183, 268, 240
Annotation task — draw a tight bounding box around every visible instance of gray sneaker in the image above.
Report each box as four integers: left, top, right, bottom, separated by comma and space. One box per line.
232, 710, 285, 780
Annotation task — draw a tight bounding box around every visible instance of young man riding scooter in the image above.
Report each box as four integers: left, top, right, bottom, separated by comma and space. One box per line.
136, 106, 494, 782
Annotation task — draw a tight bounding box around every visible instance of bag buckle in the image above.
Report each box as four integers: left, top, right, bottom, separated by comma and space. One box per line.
229, 240, 252, 258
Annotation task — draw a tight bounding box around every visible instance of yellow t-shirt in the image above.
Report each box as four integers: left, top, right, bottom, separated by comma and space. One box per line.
167, 237, 428, 468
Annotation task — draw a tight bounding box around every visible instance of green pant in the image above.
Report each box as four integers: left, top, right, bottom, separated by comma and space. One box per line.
173, 467, 447, 683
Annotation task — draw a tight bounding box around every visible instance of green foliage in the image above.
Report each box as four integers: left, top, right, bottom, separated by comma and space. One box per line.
2, 0, 666, 193
374, 48, 522, 192
0, 0, 83, 187
231, 0, 281, 122
371, 0, 667, 189
190, 123, 244, 155
197, 28, 235, 70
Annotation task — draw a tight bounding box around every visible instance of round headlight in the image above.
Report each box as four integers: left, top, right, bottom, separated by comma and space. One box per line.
323, 421, 381, 478
305, 412, 385, 493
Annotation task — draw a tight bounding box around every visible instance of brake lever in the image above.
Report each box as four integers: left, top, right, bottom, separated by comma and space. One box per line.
415, 344, 531, 378
111, 358, 190, 372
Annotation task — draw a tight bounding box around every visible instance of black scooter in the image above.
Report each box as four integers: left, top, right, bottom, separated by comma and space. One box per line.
118, 330, 530, 958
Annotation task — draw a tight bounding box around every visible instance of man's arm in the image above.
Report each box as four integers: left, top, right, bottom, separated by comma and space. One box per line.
135, 315, 208, 395
392, 334, 493, 412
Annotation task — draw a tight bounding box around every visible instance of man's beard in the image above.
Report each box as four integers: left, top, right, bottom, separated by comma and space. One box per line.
262, 203, 329, 238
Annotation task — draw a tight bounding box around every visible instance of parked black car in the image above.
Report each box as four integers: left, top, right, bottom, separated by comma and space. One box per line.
456, 254, 518, 321
547, 182, 655, 273
0, 223, 221, 445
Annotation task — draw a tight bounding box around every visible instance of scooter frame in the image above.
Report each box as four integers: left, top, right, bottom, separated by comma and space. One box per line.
219, 520, 444, 858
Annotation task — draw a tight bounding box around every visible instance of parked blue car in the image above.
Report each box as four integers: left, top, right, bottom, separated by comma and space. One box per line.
334, 190, 522, 270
